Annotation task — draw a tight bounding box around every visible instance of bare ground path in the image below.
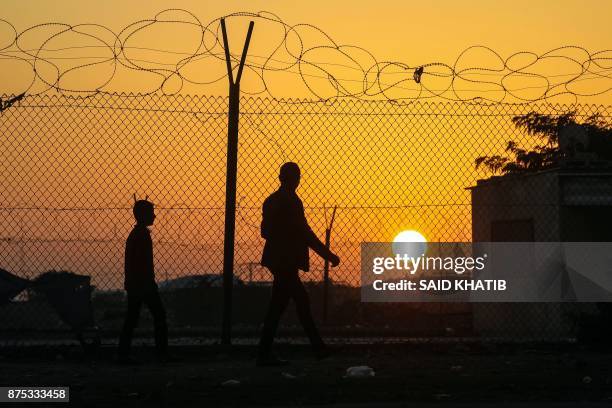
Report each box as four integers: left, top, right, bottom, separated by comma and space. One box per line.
1, 343, 612, 407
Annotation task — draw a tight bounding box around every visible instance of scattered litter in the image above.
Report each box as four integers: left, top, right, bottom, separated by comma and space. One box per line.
281, 372, 297, 379
221, 379, 241, 387
450, 365, 463, 372
583, 376, 592, 384
344, 366, 375, 378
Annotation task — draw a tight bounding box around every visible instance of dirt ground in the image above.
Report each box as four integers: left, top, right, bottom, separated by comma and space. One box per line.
2, 343, 612, 407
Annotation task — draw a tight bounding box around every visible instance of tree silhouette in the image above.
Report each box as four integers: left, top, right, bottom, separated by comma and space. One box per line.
475, 111, 612, 175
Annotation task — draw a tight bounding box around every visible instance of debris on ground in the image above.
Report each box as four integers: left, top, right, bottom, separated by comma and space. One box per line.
344, 366, 375, 378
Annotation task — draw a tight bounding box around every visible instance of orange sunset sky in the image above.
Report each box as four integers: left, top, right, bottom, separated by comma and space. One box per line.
0, 1, 610, 287
1, 0, 611, 104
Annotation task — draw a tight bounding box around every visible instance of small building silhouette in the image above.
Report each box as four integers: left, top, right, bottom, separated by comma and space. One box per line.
469, 166, 612, 339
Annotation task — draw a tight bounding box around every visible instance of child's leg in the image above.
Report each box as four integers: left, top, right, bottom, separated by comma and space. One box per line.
144, 288, 168, 356
118, 291, 142, 357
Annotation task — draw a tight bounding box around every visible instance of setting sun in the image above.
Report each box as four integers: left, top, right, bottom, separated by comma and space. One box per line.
393, 229, 427, 244
392, 229, 428, 257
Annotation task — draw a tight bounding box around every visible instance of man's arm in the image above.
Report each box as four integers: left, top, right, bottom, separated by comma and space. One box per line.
299, 201, 340, 266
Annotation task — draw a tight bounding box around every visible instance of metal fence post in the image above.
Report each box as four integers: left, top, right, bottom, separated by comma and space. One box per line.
220, 19, 254, 346
322, 206, 336, 324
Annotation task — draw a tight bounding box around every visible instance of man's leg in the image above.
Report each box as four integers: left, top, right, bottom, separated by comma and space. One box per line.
143, 287, 168, 357
289, 273, 326, 352
258, 270, 292, 358
118, 291, 142, 358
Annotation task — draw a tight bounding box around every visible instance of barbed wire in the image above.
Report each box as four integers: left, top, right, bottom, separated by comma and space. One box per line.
0, 9, 610, 105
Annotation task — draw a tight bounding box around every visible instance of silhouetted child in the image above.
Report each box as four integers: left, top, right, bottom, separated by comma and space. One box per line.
117, 198, 168, 363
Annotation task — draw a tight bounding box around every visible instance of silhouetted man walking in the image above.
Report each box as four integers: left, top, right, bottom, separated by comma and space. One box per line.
117, 198, 169, 364
257, 162, 340, 366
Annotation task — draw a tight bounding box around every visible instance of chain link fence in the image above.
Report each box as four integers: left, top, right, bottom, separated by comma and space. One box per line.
0, 94, 611, 346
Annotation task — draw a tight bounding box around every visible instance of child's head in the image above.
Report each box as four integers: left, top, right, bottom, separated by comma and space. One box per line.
133, 199, 155, 226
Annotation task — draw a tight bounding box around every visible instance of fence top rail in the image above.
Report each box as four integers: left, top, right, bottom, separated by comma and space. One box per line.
1, 93, 611, 113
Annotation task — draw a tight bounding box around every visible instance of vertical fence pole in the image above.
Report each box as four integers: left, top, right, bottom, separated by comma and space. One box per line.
220, 19, 254, 346
322, 206, 336, 324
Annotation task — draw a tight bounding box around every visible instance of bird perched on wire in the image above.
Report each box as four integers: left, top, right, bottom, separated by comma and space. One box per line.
413, 66, 424, 84
0, 93, 25, 112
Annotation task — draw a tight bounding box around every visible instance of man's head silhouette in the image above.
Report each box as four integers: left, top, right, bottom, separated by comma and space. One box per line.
279, 162, 300, 191
133, 199, 155, 226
